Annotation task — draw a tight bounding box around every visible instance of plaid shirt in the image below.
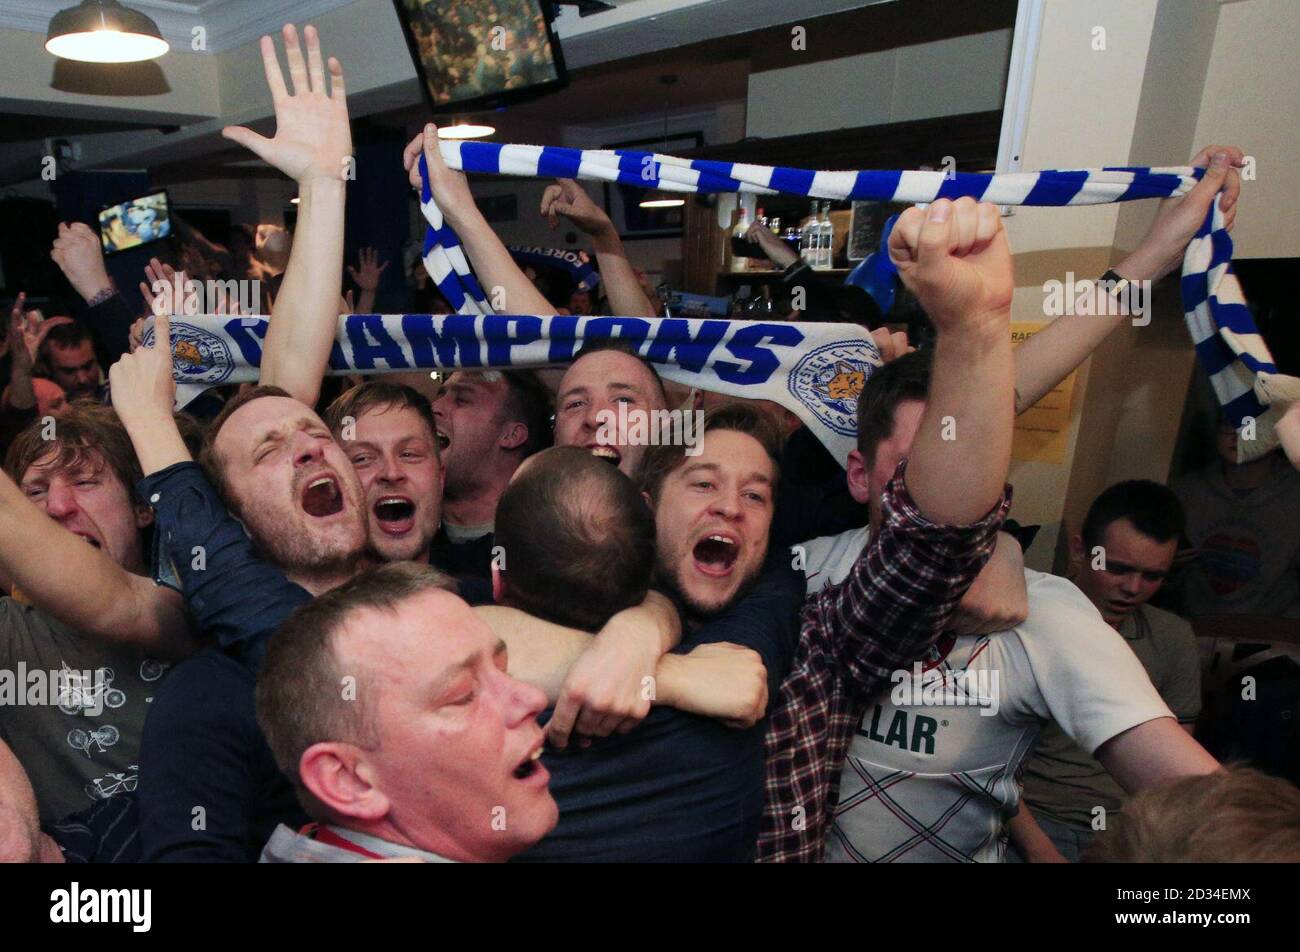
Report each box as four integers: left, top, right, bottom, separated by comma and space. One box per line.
758, 462, 1011, 862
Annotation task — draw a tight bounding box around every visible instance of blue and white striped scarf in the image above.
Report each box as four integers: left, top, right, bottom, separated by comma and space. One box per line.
416, 142, 1299, 461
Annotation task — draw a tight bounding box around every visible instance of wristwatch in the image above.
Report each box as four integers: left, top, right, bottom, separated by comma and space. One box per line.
781, 259, 811, 283
1098, 268, 1143, 315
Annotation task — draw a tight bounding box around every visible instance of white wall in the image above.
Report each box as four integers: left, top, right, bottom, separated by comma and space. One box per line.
1000, 0, 1290, 570
997, 0, 1164, 570
0, 26, 220, 123
1192, 0, 1300, 259
745, 29, 1012, 139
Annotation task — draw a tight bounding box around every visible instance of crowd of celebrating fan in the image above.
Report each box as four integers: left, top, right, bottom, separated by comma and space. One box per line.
2, 24, 1299, 865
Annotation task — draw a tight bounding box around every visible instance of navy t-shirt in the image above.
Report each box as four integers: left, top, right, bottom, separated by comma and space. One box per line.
140, 649, 306, 862
514, 556, 806, 862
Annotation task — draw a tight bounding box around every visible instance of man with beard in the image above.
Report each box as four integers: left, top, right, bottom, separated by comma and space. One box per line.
507, 419, 802, 862
37, 323, 107, 404
112, 343, 744, 860
112, 357, 366, 857
428, 369, 551, 580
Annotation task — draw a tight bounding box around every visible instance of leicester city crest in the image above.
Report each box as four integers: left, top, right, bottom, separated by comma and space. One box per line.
787, 340, 881, 437
142, 321, 235, 386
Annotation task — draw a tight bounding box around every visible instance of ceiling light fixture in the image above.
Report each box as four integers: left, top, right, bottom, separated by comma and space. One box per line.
640, 74, 684, 210
46, 0, 169, 64
438, 122, 496, 140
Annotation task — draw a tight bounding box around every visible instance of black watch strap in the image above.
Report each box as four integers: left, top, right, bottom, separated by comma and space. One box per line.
1099, 268, 1143, 314
782, 260, 811, 282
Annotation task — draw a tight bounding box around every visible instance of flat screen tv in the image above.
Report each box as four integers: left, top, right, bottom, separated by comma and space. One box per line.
392, 0, 568, 114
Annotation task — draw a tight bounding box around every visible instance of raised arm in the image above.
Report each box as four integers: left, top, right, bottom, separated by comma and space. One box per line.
3, 295, 36, 413
540, 178, 656, 317
405, 125, 553, 315
109, 312, 191, 475
110, 313, 314, 670
347, 247, 389, 315
50, 222, 113, 306
894, 197, 1014, 524
49, 222, 136, 366
223, 24, 352, 407
1013, 145, 1245, 413
815, 197, 1014, 696
0, 466, 197, 659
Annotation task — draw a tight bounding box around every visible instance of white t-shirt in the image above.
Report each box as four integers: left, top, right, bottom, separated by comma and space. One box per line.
799, 529, 1174, 863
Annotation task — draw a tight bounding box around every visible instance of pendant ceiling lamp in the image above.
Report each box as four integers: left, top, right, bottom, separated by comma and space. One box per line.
46, 0, 169, 64
640, 74, 685, 210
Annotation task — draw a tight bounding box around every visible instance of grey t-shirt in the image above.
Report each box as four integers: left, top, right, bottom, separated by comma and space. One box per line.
0, 598, 169, 823
1019, 603, 1201, 831
1171, 457, 1300, 618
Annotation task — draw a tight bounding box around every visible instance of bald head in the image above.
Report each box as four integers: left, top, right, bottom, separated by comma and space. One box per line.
495, 446, 655, 631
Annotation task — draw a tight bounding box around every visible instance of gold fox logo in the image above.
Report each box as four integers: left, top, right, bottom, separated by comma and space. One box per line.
813, 361, 865, 402
172, 340, 204, 367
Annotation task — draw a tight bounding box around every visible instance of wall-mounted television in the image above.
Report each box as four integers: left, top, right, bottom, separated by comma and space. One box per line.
392, 0, 568, 114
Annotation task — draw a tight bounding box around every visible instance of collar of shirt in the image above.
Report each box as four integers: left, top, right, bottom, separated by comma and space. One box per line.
442, 521, 494, 543
314, 824, 459, 863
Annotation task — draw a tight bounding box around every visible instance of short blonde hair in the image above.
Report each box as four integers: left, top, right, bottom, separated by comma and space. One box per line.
1087, 765, 1300, 863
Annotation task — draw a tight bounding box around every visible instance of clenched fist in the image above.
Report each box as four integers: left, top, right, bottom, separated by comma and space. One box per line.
663, 642, 769, 729
888, 197, 1011, 335
403, 124, 477, 229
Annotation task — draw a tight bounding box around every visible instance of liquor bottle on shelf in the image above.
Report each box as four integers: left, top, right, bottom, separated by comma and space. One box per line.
816, 202, 834, 270
782, 226, 802, 260
730, 206, 751, 272
799, 201, 818, 265
752, 209, 771, 269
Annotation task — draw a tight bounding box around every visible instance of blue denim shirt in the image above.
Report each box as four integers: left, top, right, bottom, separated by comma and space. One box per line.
138, 461, 313, 674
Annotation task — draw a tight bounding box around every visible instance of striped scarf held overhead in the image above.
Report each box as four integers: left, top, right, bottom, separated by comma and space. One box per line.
416, 142, 1300, 462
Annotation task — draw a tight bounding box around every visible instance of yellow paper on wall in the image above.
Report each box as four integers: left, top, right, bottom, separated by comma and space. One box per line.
1011, 321, 1076, 464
